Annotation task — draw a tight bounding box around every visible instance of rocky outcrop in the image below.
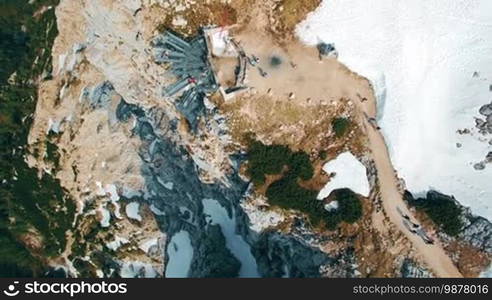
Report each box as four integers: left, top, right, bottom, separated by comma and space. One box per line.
400, 259, 432, 278
189, 225, 241, 277
116, 99, 247, 276
475, 101, 492, 135
117, 99, 351, 277
28, 0, 396, 278
253, 231, 355, 278
406, 190, 492, 255
479, 102, 492, 117
461, 214, 492, 253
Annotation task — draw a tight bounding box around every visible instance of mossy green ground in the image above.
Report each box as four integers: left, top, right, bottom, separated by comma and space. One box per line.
246, 139, 362, 230
0, 0, 75, 277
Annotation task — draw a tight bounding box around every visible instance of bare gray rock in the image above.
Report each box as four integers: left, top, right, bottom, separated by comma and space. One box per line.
479, 102, 492, 116
486, 151, 492, 163
400, 259, 432, 278
461, 216, 492, 253
473, 162, 486, 170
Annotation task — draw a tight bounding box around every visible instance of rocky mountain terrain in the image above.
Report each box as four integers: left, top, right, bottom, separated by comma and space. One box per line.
25, 0, 363, 277
405, 191, 492, 277
2, 0, 490, 277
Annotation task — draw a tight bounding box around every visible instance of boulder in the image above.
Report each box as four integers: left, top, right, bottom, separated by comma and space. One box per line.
479, 103, 492, 116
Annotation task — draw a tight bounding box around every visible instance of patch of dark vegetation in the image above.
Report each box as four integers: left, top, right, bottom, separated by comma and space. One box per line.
0, 262, 34, 277
405, 190, 463, 237
246, 139, 362, 229
266, 175, 322, 222
327, 188, 363, 227
45, 141, 61, 168
246, 139, 314, 185
0, 0, 74, 277
269, 55, 282, 68
246, 140, 292, 186
332, 117, 350, 138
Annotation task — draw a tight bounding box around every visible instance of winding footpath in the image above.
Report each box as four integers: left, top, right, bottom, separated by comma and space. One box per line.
218, 26, 462, 277
359, 100, 463, 278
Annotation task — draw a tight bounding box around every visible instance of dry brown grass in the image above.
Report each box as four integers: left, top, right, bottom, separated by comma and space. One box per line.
265, 0, 322, 42
154, 0, 239, 37
152, 0, 322, 42
221, 93, 367, 158
278, 0, 321, 30
446, 241, 491, 278
410, 207, 491, 277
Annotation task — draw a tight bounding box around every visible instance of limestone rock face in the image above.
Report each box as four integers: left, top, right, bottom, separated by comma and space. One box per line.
462, 216, 492, 253
30, 0, 361, 278
479, 102, 492, 117
407, 191, 492, 257
400, 259, 432, 278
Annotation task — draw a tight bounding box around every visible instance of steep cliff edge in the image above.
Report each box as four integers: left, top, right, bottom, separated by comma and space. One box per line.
22, 0, 488, 278
26, 0, 364, 277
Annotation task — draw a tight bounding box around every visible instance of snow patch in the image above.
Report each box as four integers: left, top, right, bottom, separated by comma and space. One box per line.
324, 200, 339, 212
139, 238, 158, 254
165, 230, 193, 278
150, 204, 166, 216
47, 118, 62, 134
98, 205, 110, 228
95, 182, 123, 219
480, 264, 492, 278
119, 261, 158, 278
298, 0, 492, 219
107, 236, 129, 251
317, 152, 370, 199
240, 197, 285, 233
202, 198, 259, 277
122, 186, 142, 198
125, 202, 142, 222
207, 28, 237, 57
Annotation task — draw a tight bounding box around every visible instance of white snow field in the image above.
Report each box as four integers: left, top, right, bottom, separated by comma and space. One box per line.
298, 0, 492, 220
317, 152, 370, 200
165, 230, 194, 278
202, 199, 260, 277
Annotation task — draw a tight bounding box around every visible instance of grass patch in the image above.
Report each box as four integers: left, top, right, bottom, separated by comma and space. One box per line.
155, 0, 237, 37
278, 0, 322, 32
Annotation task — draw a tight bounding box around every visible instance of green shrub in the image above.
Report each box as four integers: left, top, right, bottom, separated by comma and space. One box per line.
247, 140, 363, 230
246, 140, 314, 184
246, 141, 291, 185
289, 151, 314, 180
332, 117, 350, 138
333, 188, 363, 223
266, 179, 362, 229
266, 176, 322, 224
412, 192, 462, 236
